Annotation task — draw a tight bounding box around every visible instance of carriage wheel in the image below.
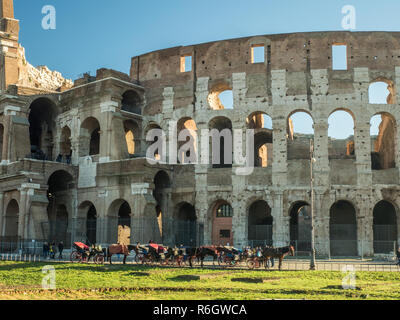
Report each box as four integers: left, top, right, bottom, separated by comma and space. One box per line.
70, 251, 81, 263
247, 259, 256, 270
95, 254, 104, 265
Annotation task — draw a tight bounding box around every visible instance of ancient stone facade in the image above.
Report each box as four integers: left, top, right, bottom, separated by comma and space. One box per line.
0, 0, 399, 256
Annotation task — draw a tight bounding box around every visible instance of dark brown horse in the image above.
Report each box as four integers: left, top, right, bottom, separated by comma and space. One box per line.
187, 246, 219, 268
107, 244, 136, 264
262, 245, 295, 270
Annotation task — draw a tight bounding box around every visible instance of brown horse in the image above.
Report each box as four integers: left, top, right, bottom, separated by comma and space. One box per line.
107, 244, 136, 264
262, 245, 295, 270
188, 246, 218, 268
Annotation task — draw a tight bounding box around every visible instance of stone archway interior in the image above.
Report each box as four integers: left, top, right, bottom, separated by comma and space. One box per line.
86, 205, 97, 245
5, 199, 19, 240
329, 200, 357, 257
248, 200, 272, 246
118, 201, 131, 245
212, 202, 233, 246
175, 203, 197, 246
289, 202, 311, 253
373, 200, 397, 254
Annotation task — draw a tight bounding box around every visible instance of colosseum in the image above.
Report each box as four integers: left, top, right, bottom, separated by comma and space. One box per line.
0, 0, 398, 258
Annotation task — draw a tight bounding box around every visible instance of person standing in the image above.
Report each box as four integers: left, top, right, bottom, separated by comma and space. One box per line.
58, 241, 64, 260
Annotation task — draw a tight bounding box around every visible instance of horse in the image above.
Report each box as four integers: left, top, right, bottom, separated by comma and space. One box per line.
262, 245, 295, 270
106, 244, 136, 264
187, 246, 218, 268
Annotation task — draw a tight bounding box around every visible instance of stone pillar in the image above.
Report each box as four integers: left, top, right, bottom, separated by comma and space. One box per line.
194, 165, 209, 245
357, 201, 374, 257
271, 192, 289, 247
17, 189, 27, 239
354, 122, 372, 187
1, 113, 11, 164
0, 192, 4, 236
313, 121, 330, 186
99, 101, 119, 163
314, 194, 330, 257
272, 118, 287, 186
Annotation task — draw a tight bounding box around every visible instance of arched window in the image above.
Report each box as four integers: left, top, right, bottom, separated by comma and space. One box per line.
208, 84, 233, 110
247, 112, 273, 167
369, 80, 395, 104
287, 111, 314, 160
328, 110, 355, 159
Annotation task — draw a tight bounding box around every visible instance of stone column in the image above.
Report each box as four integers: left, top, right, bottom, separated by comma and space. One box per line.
272, 118, 287, 187
1, 113, 11, 164
354, 122, 372, 187
99, 101, 119, 163
314, 194, 330, 257
313, 121, 330, 186
357, 201, 374, 257
17, 189, 27, 239
271, 192, 289, 247
0, 192, 4, 236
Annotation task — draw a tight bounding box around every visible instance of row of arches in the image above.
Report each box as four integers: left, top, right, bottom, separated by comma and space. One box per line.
206, 80, 394, 110
27, 90, 142, 162
149, 109, 396, 171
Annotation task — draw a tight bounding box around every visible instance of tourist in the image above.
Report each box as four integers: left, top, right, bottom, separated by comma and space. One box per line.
58, 241, 64, 259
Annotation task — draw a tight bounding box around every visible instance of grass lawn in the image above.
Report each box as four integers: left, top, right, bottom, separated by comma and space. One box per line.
0, 261, 398, 300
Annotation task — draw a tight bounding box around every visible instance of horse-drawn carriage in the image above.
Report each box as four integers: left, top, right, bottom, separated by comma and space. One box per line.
216, 246, 244, 267
70, 242, 105, 264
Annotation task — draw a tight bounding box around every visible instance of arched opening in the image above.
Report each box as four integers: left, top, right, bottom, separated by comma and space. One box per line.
208, 84, 233, 110
57, 126, 72, 164
209, 117, 233, 168
329, 200, 357, 257
118, 201, 131, 245
4, 199, 19, 240
47, 170, 73, 246
369, 80, 395, 104
328, 110, 355, 159
86, 204, 97, 245
174, 202, 197, 246
80, 117, 101, 157
177, 118, 198, 164
145, 123, 162, 161
124, 120, 140, 157
247, 112, 273, 167
212, 201, 233, 246
54, 205, 68, 245
287, 112, 314, 160
248, 200, 272, 246
289, 201, 311, 253
29, 98, 58, 160
370, 113, 396, 170
121, 90, 142, 114
153, 171, 171, 239
373, 200, 397, 254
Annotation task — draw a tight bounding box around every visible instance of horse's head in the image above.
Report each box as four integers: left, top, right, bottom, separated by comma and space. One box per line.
289, 245, 295, 256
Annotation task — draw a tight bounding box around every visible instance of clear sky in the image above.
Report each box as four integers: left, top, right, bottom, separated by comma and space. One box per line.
14, 0, 400, 137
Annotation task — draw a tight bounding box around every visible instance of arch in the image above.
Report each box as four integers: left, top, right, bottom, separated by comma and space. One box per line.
174, 202, 197, 246
211, 200, 233, 246
53, 204, 68, 244
373, 200, 397, 254
108, 199, 132, 245
177, 117, 198, 164
4, 199, 19, 239
58, 126, 72, 164
370, 112, 396, 170
208, 116, 233, 168
328, 109, 355, 159
78, 201, 97, 245
144, 122, 162, 160
248, 200, 272, 246
28, 97, 59, 161
369, 78, 395, 104
289, 201, 311, 253
287, 111, 314, 160
247, 112, 273, 167
121, 90, 142, 114
80, 117, 101, 157
208, 83, 233, 110
329, 200, 357, 256
123, 119, 140, 156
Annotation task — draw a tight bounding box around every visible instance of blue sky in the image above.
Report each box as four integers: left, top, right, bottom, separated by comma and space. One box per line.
15, 0, 400, 137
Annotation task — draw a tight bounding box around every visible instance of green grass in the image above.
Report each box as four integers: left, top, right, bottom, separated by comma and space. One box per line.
0, 261, 398, 300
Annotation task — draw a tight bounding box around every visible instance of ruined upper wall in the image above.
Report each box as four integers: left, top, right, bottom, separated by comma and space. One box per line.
130, 31, 400, 115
